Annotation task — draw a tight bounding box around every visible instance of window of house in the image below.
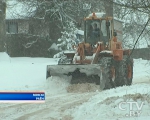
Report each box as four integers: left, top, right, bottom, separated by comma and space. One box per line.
6, 21, 18, 34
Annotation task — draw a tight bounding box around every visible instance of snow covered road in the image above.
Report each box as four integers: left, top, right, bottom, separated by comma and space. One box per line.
0, 92, 97, 120
0, 52, 150, 120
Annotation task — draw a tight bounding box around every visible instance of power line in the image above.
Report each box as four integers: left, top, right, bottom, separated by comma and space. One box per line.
128, 17, 150, 58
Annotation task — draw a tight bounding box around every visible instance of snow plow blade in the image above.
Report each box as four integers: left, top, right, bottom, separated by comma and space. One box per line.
46, 64, 101, 84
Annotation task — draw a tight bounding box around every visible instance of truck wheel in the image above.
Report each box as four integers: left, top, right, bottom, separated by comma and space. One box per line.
125, 58, 133, 85
99, 57, 116, 90
46, 66, 50, 79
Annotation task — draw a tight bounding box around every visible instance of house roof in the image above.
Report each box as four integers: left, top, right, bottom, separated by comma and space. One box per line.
6, 0, 36, 19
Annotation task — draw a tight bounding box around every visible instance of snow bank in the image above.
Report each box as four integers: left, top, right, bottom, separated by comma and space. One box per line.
45, 76, 71, 95
133, 59, 150, 84
0, 52, 58, 91
67, 83, 100, 93
0, 52, 10, 62
66, 84, 150, 120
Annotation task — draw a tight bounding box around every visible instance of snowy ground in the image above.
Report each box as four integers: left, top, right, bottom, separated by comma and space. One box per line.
0, 52, 150, 120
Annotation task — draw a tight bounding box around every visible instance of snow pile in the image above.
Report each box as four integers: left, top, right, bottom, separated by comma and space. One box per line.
67, 83, 100, 93
45, 76, 71, 94
133, 59, 150, 84
65, 84, 150, 120
0, 62, 46, 90
0, 52, 10, 62
0, 52, 58, 91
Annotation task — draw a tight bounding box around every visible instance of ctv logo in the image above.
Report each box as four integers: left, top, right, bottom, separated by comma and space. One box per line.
119, 101, 144, 117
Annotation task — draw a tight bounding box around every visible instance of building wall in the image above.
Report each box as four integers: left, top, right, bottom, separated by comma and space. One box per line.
131, 48, 150, 60
5, 19, 53, 57
6, 19, 49, 37
18, 20, 29, 34
30, 22, 49, 37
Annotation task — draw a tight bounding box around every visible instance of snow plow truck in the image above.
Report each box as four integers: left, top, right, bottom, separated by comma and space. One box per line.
46, 12, 133, 90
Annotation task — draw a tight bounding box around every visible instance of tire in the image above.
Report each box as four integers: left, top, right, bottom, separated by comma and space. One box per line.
46, 66, 50, 79
99, 57, 115, 90
99, 57, 132, 90
115, 58, 133, 86
115, 60, 127, 87
125, 58, 133, 85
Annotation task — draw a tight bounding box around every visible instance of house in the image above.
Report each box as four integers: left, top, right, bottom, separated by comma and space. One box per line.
5, 1, 54, 57
6, 0, 49, 37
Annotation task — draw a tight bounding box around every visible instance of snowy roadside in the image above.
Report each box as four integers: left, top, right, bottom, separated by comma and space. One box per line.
133, 59, 150, 84
65, 83, 150, 120
0, 52, 59, 91
63, 58, 150, 120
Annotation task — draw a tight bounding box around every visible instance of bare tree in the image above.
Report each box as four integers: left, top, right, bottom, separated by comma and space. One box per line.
113, 0, 150, 48
0, 1, 6, 52
13, 0, 114, 40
